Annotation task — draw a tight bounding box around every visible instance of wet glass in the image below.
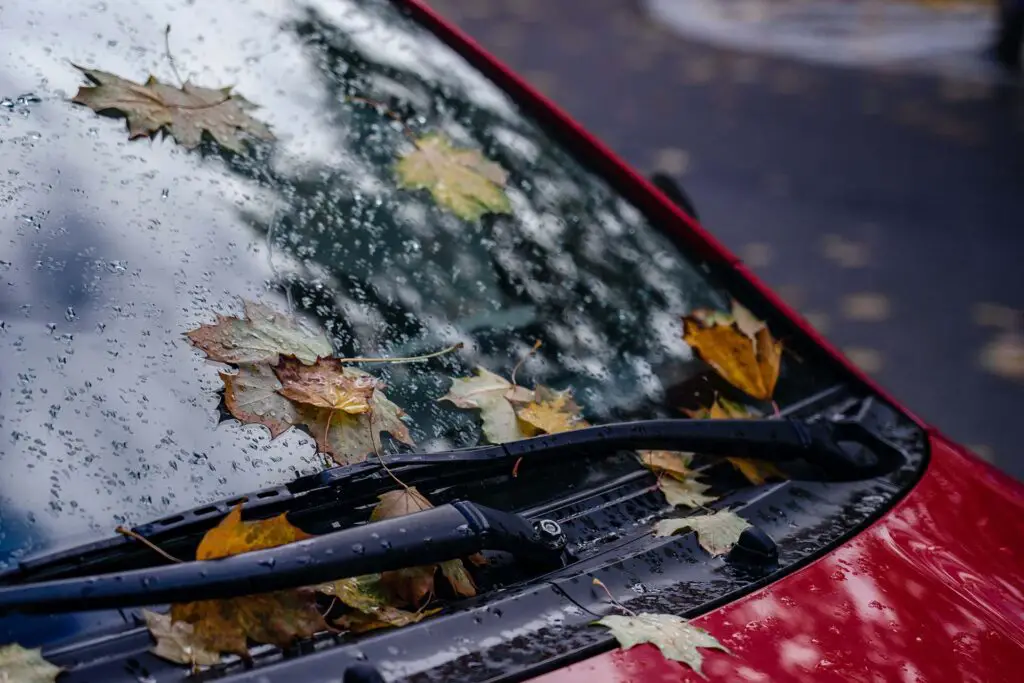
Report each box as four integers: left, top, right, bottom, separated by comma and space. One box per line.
0, 0, 826, 566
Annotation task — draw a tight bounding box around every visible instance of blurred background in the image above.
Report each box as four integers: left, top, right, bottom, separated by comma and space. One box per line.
426, 0, 1024, 479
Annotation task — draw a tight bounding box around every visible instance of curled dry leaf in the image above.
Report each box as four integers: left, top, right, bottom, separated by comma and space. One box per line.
515, 386, 589, 436
143, 609, 221, 667
221, 363, 300, 438
658, 476, 717, 509
274, 356, 376, 414
0, 643, 62, 683
187, 300, 332, 366
682, 300, 782, 400
396, 133, 512, 220
440, 367, 533, 444
595, 612, 729, 676
654, 509, 751, 556
71, 65, 274, 152
688, 398, 787, 486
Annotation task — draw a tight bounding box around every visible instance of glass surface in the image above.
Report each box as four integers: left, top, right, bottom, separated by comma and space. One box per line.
0, 0, 826, 565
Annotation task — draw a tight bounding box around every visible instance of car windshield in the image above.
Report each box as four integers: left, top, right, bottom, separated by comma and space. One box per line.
0, 0, 832, 566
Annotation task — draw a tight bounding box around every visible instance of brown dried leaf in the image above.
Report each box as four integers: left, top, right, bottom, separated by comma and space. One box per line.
221, 363, 299, 438
440, 559, 477, 597
274, 356, 375, 414
143, 609, 221, 666
72, 65, 273, 152
186, 300, 332, 365
317, 574, 432, 633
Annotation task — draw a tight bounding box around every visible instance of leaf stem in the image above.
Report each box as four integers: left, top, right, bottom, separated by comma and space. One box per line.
368, 409, 410, 491
345, 95, 417, 142
163, 24, 186, 88
115, 526, 184, 564
592, 577, 636, 617
335, 342, 464, 365
510, 339, 542, 388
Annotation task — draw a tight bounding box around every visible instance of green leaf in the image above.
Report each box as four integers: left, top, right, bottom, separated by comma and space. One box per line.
317, 574, 430, 632
0, 643, 62, 683
439, 367, 532, 444
657, 476, 717, 509
653, 509, 751, 556
595, 612, 728, 676
186, 299, 333, 365
396, 134, 512, 220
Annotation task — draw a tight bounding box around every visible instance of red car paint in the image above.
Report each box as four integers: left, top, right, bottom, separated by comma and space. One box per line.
529, 434, 1024, 682
398, 3, 1024, 682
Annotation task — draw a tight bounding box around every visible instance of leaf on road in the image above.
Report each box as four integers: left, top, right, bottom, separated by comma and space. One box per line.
654, 509, 751, 556
316, 574, 431, 633
196, 503, 310, 560
682, 300, 782, 400
71, 65, 273, 152
370, 487, 477, 603
274, 356, 376, 414
440, 367, 533, 444
396, 133, 512, 220
221, 363, 300, 438
0, 643, 62, 683
187, 300, 332, 365
689, 398, 787, 485
515, 385, 589, 436
595, 612, 729, 676
658, 476, 717, 509
638, 451, 693, 481
143, 609, 221, 666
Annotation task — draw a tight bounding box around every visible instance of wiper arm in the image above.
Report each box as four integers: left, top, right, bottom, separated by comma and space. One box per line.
0, 413, 902, 614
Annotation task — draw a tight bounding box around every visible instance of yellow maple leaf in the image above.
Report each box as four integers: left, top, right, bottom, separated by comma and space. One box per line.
688, 397, 787, 485
515, 386, 589, 436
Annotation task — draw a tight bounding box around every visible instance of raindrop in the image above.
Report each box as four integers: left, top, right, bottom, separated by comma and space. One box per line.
65, 306, 77, 322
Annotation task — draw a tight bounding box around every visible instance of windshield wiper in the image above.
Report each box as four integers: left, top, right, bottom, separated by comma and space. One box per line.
0, 414, 903, 615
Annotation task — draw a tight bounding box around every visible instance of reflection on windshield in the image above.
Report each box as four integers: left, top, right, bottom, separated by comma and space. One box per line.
0, 0, 814, 564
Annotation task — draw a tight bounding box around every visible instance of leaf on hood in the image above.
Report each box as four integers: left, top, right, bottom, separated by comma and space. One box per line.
638, 451, 693, 481
163, 503, 326, 657
143, 609, 221, 666
71, 65, 273, 152
439, 367, 533, 444
299, 369, 414, 466
316, 574, 431, 633
186, 300, 332, 365
0, 643, 62, 683
515, 385, 589, 436
274, 356, 376, 414
220, 363, 300, 438
682, 300, 782, 400
595, 612, 729, 675
658, 476, 717, 509
396, 133, 512, 220
654, 509, 751, 556
688, 398, 787, 486
369, 487, 477, 603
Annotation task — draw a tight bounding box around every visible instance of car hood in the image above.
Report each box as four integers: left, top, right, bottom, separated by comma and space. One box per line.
531, 433, 1024, 683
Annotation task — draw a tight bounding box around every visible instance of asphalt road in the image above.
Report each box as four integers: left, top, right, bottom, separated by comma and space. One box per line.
427, 0, 1024, 479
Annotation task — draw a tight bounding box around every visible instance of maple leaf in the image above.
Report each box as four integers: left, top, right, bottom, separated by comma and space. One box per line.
638, 450, 693, 481
396, 133, 512, 220
658, 476, 717, 509
515, 385, 589, 436
186, 300, 333, 365
595, 613, 729, 676
163, 503, 326, 657
654, 509, 751, 556
440, 367, 533, 444
274, 356, 376, 414
221, 363, 300, 438
682, 300, 782, 400
71, 65, 273, 152
369, 487, 477, 603
299, 372, 414, 466
0, 643, 62, 683
143, 609, 221, 666
688, 398, 787, 485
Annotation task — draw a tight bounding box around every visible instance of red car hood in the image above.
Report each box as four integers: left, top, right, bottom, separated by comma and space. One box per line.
531, 433, 1024, 683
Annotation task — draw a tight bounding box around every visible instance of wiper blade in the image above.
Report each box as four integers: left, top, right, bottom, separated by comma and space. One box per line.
0, 414, 902, 614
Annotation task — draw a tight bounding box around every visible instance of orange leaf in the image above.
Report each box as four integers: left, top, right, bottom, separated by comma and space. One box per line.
691, 397, 787, 486
638, 451, 692, 480
274, 356, 376, 414
196, 503, 311, 561
441, 559, 477, 597
515, 385, 589, 436
682, 301, 782, 400
726, 457, 786, 486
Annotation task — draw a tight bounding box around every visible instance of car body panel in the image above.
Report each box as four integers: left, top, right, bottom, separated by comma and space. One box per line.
529, 433, 1024, 682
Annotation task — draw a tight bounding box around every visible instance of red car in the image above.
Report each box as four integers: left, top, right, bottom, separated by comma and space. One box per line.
1, 1, 1022, 682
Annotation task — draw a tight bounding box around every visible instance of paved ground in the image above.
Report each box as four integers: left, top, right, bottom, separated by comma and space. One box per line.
427, 0, 1024, 479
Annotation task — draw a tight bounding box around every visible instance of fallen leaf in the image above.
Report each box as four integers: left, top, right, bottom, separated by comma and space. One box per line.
0, 643, 62, 683
682, 301, 782, 400
654, 509, 751, 556
725, 457, 786, 487
515, 385, 589, 436
638, 451, 692, 480
221, 363, 300, 438
595, 612, 729, 675
72, 65, 273, 152
143, 609, 221, 666
186, 300, 333, 365
694, 398, 787, 486
658, 476, 717, 509
274, 356, 376, 414
440, 367, 533, 444
370, 487, 477, 603
317, 574, 431, 633
196, 503, 310, 560
396, 133, 512, 220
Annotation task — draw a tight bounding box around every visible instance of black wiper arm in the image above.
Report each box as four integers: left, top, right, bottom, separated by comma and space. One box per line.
0, 502, 569, 615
